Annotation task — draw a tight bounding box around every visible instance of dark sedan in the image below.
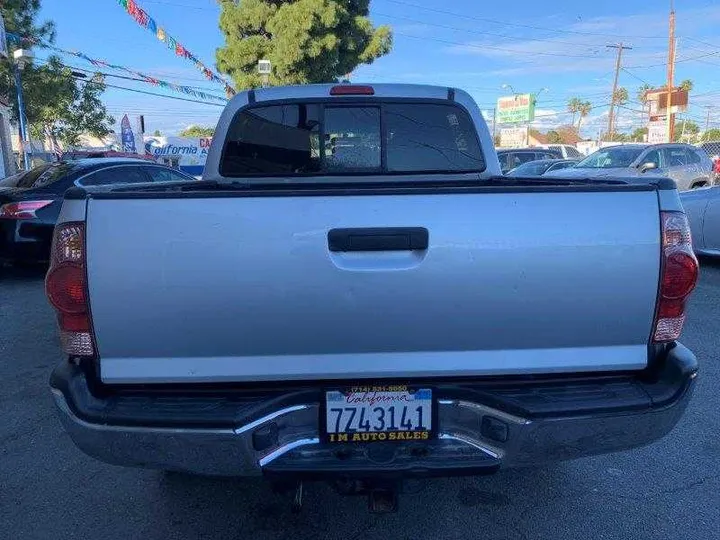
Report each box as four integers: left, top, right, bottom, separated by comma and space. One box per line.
507, 158, 579, 177
0, 158, 195, 265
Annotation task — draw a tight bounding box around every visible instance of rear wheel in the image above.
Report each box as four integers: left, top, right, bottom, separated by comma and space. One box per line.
691, 181, 708, 189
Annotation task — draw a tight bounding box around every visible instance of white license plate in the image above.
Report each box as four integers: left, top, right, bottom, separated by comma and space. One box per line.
325, 386, 432, 443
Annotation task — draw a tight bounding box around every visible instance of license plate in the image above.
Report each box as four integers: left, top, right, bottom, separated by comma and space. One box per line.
324, 386, 432, 443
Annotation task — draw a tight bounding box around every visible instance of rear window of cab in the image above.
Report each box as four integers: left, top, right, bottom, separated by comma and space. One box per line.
220, 101, 485, 177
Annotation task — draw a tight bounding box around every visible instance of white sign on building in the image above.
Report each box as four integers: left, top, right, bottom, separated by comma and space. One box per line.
499, 126, 528, 148
648, 120, 668, 144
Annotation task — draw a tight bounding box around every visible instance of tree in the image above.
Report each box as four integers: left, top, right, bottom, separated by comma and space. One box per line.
567, 97, 581, 126
216, 0, 392, 89
601, 131, 630, 142
546, 130, 563, 143
637, 83, 652, 105
679, 79, 693, 92
702, 128, 720, 142
179, 125, 215, 138
577, 101, 592, 131
28, 68, 114, 148
612, 87, 629, 106
0, 1, 113, 149
673, 119, 699, 142
631, 127, 648, 142
153, 129, 162, 136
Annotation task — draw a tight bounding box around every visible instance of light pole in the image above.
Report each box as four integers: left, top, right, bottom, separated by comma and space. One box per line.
501, 83, 517, 96
13, 48, 33, 170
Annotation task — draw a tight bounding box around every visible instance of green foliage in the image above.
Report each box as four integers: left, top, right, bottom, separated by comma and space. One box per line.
546, 130, 563, 144
179, 125, 215, 138
0, 1, 113, 146
702, 128, 720, 142
577, 101, 591, 129
673, 119, 699, 142
612, 87, 629, 106
216, 0, 392, 89
567, 97, 581, 125
631, 127, 648, 142
679, 79, 693, 92
153, 129, 162, 136
637, 83, 652, 104
601, 131, 630, 142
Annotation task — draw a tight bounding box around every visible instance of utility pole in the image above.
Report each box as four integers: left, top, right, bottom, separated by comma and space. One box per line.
607, 43, 632, 140
705, 106, 712, 134
666, 2, 676, 142
492, 108, 497, 143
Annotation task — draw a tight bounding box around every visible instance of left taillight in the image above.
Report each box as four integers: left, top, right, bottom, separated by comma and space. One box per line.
0, 200, 53, 219
45, 222, 96, 357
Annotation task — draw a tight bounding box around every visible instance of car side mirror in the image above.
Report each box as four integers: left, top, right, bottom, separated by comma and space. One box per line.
639, 162, 657, 173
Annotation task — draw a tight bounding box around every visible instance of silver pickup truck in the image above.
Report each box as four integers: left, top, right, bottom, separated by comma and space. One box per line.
48, 84, 698, 509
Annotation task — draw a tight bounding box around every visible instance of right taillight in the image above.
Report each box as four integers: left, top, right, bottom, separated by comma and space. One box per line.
653, 212, 699, 342
45, 222, 96, 357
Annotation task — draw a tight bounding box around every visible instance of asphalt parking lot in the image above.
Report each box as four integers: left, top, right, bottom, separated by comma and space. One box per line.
1, 263, 719, 540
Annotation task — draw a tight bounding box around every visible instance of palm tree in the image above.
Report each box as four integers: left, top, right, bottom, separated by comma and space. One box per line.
679, 79, 693, 92
577, 101, 592, 131
637, 83, 652, 106
567, 97, 582, 126
613, 87, 629, 106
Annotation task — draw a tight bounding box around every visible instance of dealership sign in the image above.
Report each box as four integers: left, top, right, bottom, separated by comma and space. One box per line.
647, 120, 668, 144
500, 127, 528, 148
496, 94, 535, 124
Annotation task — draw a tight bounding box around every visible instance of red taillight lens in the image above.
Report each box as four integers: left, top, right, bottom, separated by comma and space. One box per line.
330, 85, 375, 96
661, 251, 698, 299
653, 212, 699, 342
45, 222, 96, 357
46, 264, 86, 313
0, 200, 53, 219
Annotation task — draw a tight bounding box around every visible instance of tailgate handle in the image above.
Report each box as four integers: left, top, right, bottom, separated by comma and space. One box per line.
328, 227, 428, 252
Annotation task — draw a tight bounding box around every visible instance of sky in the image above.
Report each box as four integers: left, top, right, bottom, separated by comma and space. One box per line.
37, 0, 720, 138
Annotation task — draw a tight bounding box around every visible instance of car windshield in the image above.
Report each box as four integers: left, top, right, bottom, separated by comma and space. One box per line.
507, 161, 551, 176
0, 162, 76, 189
575, 147, 645, 169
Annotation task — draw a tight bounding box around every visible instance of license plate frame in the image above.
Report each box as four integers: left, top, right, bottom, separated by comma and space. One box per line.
322, 385, 435, 444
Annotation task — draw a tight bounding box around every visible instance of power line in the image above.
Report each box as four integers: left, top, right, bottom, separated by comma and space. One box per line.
621, 67, 652, 86
383, 0, 667, 39
625, 48, 720, 69
73, 76, 226, 107
373, 11, 648, 50
394, 32, 596, 59
35, 57, 226, 95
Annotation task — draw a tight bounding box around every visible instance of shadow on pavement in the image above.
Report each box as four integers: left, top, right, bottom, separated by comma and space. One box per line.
0, 264, 48, 281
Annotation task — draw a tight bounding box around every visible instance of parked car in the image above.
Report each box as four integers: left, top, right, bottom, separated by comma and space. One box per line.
496, 148, 562, 174
48, 84, 698, 511
535, 144, 584, 159
681, 186, 720, 256
0, 158, 194, 265
61, 150, 156, 161
552, 143, 713, 190
507, 158, 578, 177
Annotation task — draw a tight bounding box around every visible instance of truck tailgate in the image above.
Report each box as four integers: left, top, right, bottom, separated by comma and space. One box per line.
86, 189, 661, 383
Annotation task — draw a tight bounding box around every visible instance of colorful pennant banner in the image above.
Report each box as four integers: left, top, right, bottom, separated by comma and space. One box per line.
7, 32, 228, 103
117, 0, 236, 97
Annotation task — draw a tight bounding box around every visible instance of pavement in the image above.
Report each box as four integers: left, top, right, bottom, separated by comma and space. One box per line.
1, 262, 719, 540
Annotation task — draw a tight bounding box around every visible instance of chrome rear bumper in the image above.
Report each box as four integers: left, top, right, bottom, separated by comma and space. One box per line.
51, 344, 697, 478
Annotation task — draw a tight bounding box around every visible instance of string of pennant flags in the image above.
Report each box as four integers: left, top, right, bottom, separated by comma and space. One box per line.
117, 0, 236, 97
6, 32, 229, 104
